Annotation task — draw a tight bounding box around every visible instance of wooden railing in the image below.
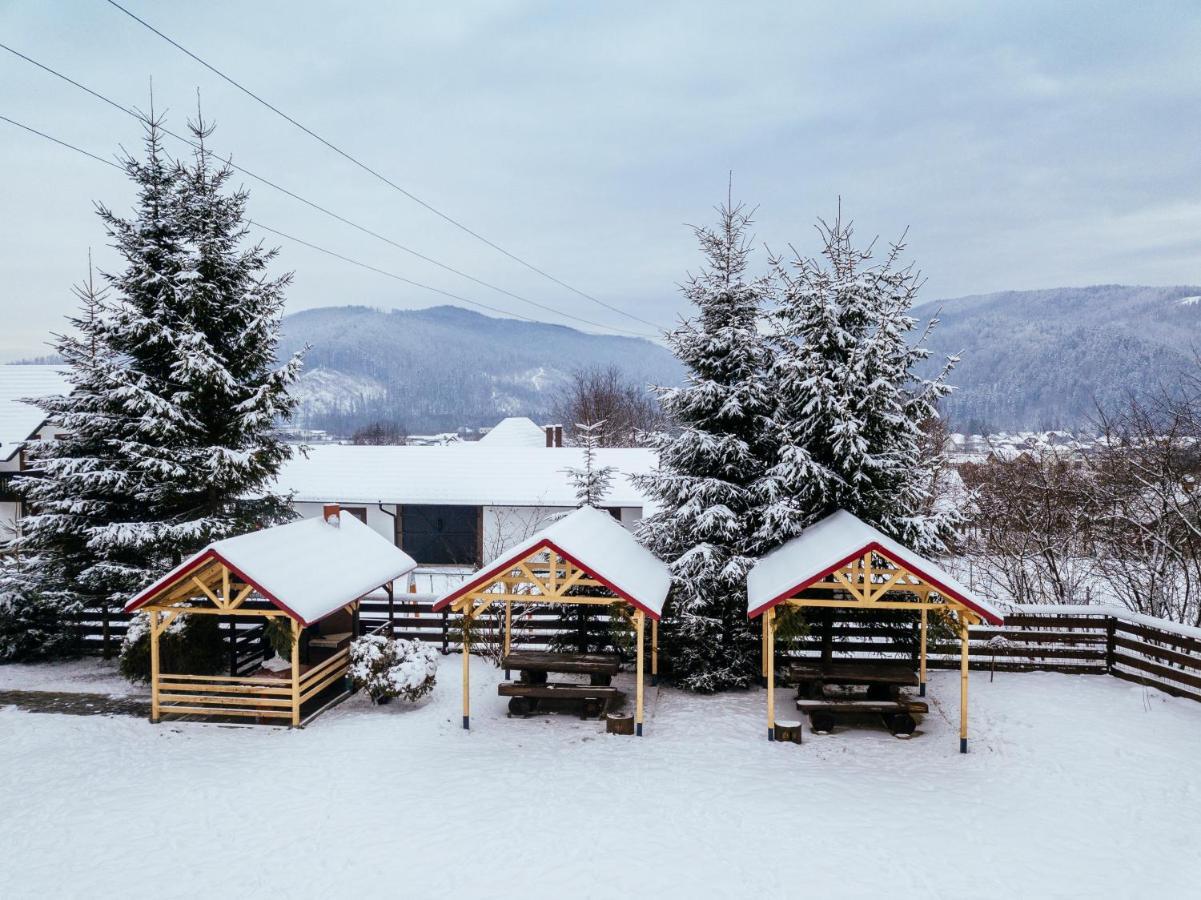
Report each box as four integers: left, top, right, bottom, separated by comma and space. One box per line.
298, 647, 351, 706
155, 672, 294, 721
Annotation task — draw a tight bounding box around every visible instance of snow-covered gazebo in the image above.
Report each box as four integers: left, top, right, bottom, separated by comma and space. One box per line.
748, 510, 1004, 752
126, 506, 417, 727
433, 506, 670, 735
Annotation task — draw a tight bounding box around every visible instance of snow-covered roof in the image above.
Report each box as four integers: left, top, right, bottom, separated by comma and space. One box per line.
747, 510, 1003, 624
433, 505, 671, 619
0, 365, 69, 461
479, 417, 546, 447
126, 511, 418, 625
274, 444, 656, 508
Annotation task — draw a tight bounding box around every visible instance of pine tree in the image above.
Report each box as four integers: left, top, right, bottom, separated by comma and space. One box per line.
633, 199, 776, 692
565, 420, 615, 507
761, 207, 959, 553
6, 111, 302, 658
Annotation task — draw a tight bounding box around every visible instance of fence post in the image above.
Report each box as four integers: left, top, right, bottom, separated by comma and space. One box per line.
441, 609, 449, 655
101, 606, 111, 660
1105, 615, 1116, 673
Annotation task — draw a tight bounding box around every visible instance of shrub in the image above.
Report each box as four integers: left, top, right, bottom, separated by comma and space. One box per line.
119, 611, 227, 683
349, 634, 438, 703
0, 560, 83, 662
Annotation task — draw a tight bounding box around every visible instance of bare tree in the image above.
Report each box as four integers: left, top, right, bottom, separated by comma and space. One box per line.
351, 421, 408, 445
553, 365, 663, 446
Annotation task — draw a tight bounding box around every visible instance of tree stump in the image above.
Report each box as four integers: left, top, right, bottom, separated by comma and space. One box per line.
774, 719, 803, 744
606, 712, 635, 735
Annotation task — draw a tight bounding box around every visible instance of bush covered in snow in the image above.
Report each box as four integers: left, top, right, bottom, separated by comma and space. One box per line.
119, 611, 226, 683
349, 634, 438, 704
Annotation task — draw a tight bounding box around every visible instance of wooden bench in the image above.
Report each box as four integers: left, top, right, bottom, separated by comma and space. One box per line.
498, 681, 624, 719
796, 697, 929, 737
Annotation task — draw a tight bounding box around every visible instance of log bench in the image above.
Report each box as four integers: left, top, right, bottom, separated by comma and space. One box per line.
499, 681, 624, 719
796, 697, 929, 737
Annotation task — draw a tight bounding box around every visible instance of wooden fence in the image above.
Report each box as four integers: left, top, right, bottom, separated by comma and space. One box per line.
76, 599, 1201, 704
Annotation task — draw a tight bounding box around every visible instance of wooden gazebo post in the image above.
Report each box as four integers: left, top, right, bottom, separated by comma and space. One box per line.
149, 610, 161, 724
766, 607, 776, 741
635, 610, 646, 736
959, 612, 970, 753
651, 618, 659, 686
919, 607, 928, 697
462, 620, 471, 730
290, 618, 302, 728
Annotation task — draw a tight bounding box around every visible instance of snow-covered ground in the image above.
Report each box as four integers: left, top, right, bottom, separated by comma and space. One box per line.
0, 656, 138, 696
2, 658, 1199, 898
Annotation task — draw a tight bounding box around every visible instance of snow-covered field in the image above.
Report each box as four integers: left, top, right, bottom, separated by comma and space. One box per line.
2, 658, 1199, 899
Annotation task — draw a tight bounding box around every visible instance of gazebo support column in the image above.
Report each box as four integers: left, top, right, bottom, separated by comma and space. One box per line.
635, 611, 645, 736
651, 617, 659, 687
959, 613, 970, 753
462, 616, 471, 730
919, 607, 928, 697
503, 601, 512, 679
290, 618, 302, 728
149, 610, 161, 724
766, 607, 776, 741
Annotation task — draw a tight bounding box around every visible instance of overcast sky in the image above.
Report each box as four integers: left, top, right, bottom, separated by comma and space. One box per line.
2, 1, 1200, 357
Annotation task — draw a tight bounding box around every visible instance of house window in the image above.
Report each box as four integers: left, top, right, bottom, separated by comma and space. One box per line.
399, 505, 480, 566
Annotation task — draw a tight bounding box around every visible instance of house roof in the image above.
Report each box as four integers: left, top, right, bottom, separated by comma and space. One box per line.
0, 365, 69, 462
273, 444, 657, 508
432, 505, 671, 620
747, 510, 1003, 625
479, 417, 546, 447
125, 511, 418, 625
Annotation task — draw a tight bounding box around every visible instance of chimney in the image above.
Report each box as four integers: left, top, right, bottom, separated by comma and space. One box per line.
323, 503, 341, 527
545, 425, 554, 448
554, 424, 563, 447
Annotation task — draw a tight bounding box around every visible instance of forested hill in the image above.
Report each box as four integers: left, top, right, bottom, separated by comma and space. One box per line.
278, 305, 682, 434
913, 285, 1201, 431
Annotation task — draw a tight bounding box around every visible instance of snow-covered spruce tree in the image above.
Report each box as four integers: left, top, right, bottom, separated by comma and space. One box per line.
633, 200, 776, 692
565, 420, 616, 507
10, 112, 301, 657
550, 420, 618, 653
761, 208, 959, 553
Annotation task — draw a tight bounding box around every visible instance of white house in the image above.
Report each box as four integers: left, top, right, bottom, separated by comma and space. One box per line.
0, 365, 70, 543
275, 433, 657, 591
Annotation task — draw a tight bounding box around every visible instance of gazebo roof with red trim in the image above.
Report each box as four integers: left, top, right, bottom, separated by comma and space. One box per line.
125, 512, 418, 626
747, 510, 1003, 625
432, 505, 671, 620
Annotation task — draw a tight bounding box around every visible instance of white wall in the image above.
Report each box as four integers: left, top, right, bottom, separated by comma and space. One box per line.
291, 500, 644, 593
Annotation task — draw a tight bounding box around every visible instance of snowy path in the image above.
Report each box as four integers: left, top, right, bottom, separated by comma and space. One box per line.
1, 660, 1199, 898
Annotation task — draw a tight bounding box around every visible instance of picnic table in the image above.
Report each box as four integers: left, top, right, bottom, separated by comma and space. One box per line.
499, 651, 624, 719
787, 661, 926, 737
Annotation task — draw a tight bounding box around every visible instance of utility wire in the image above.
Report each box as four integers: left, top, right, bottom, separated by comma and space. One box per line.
0, 111, 563, 325
0, 41, 654, 338
103, 0, 667, 333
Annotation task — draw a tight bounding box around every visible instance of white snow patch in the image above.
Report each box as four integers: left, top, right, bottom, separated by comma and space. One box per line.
0, 663, 1199, 896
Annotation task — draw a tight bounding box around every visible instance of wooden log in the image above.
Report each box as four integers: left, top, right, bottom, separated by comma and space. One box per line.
606, 712, 635, 736
773, 719, 803, 744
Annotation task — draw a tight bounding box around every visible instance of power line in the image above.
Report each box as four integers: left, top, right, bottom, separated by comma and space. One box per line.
0, 111, 562, 325
103, 0, 667, 333
0, 41, 655, 338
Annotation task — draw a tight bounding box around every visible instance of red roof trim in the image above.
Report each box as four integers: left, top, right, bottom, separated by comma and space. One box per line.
125, 547, 379, 627
433, 537, 661, 621
747, 540, 1003, 625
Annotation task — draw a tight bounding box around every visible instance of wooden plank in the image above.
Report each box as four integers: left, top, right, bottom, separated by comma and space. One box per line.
1111, 652, 1201, 692
159, 705, 292, 719
1113, 636, 1201, 672
796, 698, 929, 713
498, 682, 623, 699
787, 661, 917, 685
299, 665, 350, 704
157, 693, 295, 708
502, 651, 620, 675
1111, 667, 1201, 703
156, 672, 287, 685
157, 681, 292, 697
1113, 619, 1201, 655
299, 648, 350, 686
